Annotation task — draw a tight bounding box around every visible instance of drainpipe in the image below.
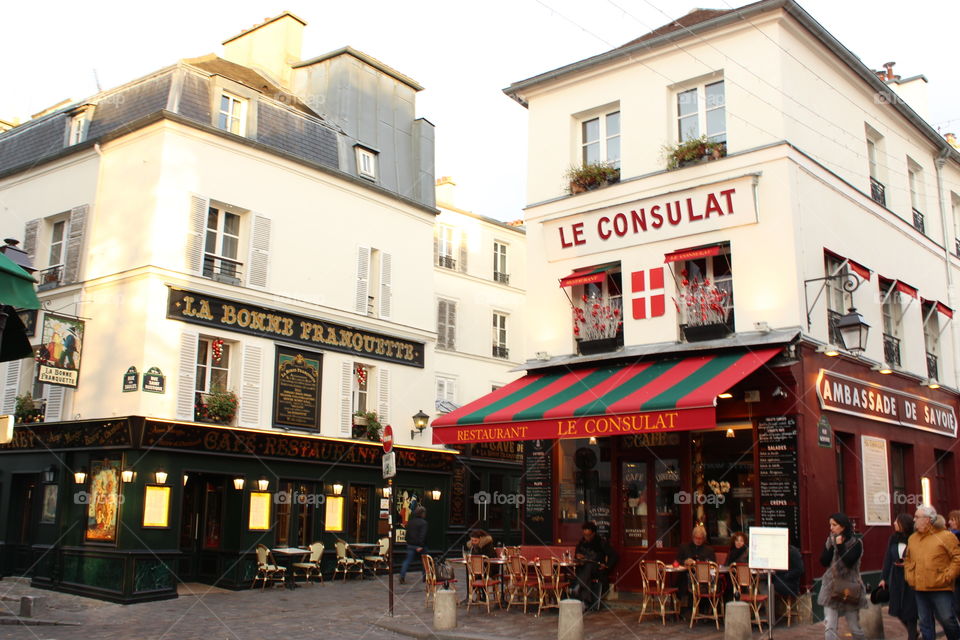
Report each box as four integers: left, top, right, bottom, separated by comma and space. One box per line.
933, 149, 959, 385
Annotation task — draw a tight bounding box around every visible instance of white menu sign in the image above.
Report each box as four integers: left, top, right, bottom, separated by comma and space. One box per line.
861, 435, 891, 526
748, 526, 789, 570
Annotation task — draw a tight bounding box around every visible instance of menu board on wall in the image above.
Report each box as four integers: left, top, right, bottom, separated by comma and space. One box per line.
758, 416, 801, 546
449, 465, 466, 527
273, 346, 323, 430
861, 435, 891, 526
523, 439, 553, 544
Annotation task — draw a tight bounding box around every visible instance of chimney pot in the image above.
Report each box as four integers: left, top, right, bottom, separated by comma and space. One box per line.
883, 61, 896, 81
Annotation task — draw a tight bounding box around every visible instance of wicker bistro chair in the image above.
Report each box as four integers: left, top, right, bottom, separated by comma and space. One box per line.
730, 563, 768, 632
534, 557, 570, 616
637, 560, 681, 624
465, 555, 502, 613
291, 541, 325, 585
688, 561, 724, 629
777, 590, 801, 627
504, 555, 539, 613
252, 544, 287, 590
333, 539, 363, 580
364, 537, 390, 575
422, 554, 458, 608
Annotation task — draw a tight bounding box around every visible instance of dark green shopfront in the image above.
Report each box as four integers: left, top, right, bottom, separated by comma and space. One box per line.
0, 417, 455, 603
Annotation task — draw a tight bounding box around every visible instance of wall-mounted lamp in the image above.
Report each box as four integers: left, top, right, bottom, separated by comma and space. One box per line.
73, 468, 87, 484
183, 473, 189, 486
382, 485, 392, 498
154, 469, 168, 485
332, 482, 344, 496
726, 428, 736, 438
257, 477, 269, 492
588, 436, 598, 445
42, 465, 57, 484
817, 344, 841, 357
717, 392, 733, 399
411, 409, 430, 439
835, 308, 870, 354
121, 468, 136, 483
430, 489, 442, 501
923, 378, 940, 390
233, 477, 245, 491
871, 363, 894, 375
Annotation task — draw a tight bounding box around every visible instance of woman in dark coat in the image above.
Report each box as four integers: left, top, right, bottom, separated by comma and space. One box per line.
819, 512, 867, 640
879, 513, 918, 640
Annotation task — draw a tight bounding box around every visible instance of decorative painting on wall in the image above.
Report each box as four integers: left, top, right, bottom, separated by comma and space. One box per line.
85, 459, 121, 542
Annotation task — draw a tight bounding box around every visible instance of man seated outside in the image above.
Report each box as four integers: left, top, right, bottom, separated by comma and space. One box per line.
676, 525, 716, 609
466, 529, 499, 602
772, 544, 804, 598
573, 521, 619, 612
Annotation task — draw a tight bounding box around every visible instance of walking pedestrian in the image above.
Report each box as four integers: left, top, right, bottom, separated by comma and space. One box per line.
905, 505, 960, 640
399, 506, 427, 585
819, 512, 867, 640
879, 513, 919, 640
949, 510, 960, 619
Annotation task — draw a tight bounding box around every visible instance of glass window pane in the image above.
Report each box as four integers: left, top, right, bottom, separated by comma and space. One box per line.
197, 340, 208, 364
223, 213, 240, 236
220, 95, 231, 113
221, 236, 238, 259
606, 111, 620, 136
677, 89, 698, 117
621, 461, 648, 546
207, 208, 218, 231
679, 115, 699, 142
706, 107, 726, 138
582, 118, 599, 144
705, 81, 725, 108
606, 136, 620, 166
52, 221, 65, 243
211, 369, 228, 391
582, 142, 599, 166
219, 343, 231, 367
204, 230, 217, 253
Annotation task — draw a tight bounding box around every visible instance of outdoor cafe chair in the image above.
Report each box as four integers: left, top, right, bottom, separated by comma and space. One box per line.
422, 554, 457, 608
333, 539, 363, 580
730, 563, 768, 632
504, 555, 538, 613
252, 544, 287, 590
777, 590, 800, 627
291, 541, 325, 585
637, 560, 680, 625
466, 555, 501, 614
363, 537, 390, 575
534, 556, 569, 616
688, 561, 723, 629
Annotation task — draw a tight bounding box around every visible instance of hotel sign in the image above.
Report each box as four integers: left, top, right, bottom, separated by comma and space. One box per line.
816, 370, 957, 437
167, 288, 424, 368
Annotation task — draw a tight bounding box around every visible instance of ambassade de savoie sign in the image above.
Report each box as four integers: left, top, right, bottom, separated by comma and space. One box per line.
816, 370, 957, 437
167, 288, 424, 368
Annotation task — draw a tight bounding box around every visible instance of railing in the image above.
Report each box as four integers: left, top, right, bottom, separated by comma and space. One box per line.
883, 333, 901, 367
203, 255, 243, 284
37, 265, 64, 291
437, 255, 457, 270
955, 237, 960, 258
927, 352, 939, 381
912, 209, 925, 234
827, 309, 844, 346
493, 271, 510, 285
870, 177, 886, 206
492, 345, 509, 359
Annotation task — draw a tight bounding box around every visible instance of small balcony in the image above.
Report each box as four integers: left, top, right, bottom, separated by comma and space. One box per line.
438, 255, 457, 270
493, 271, 510, 285
912, 209, 925, 235
37, 265, 64, 291
870, 177, 886, 206
492, 345, 509, 359
202, 255, 242, 285
883, 333, 902, 368
955, 237, 960, 258
827, 309, 844, 346
927, 352, 939, 381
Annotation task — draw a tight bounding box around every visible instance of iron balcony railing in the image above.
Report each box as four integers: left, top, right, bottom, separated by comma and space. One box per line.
912, 209, 925, 234
203, 255, 243, 284
883, 333, 902, 368
870, 177, 886, 206
955, 237, 960, 258
493, 271, 510, 285
492, 345, 510, 359
438, 255, 457, 270
827, 309, 844, 346
37, 265, 64, 290
927, 352, 939, 381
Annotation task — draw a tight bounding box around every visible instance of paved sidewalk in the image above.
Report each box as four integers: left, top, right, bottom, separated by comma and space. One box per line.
0, 574, 911, 640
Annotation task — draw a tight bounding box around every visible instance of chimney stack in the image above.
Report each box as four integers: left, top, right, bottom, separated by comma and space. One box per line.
436, 176, 457, 208
882, 61, 899, 81
222, 12, 306, 89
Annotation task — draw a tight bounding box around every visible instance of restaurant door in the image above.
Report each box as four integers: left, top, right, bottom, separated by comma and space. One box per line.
467, 470, 521, 545
178, 475, 226, 583
4, 473, 40, 575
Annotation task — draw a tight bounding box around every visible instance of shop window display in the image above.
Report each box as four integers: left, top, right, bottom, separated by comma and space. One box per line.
558, 439, 611, 542
691, 430, 755, 546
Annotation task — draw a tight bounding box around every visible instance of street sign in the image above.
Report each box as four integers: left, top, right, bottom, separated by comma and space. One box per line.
382, 451, 396, 479
382, 424, 393, 453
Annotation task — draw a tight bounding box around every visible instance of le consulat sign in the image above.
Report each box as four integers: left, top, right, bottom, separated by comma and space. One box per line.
167, 288, 424, 368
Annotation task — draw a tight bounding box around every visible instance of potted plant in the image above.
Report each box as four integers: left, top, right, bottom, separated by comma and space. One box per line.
564, 162, 620, 194
196, 387, 239, 424
673, 271, 732, 342
14, 394, 43, 424
352, 410, 383, 442
572, 295, 624, 354
663, 136, 726, 170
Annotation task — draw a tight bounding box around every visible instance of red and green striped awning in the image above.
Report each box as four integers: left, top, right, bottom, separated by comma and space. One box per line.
432, 348, 781, 444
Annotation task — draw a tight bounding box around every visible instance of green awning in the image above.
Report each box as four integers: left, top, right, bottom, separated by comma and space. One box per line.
0, 252, 40, 310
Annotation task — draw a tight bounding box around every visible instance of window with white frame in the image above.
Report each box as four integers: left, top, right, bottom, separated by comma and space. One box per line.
580, 110, 620, 168
218, 93, 246, 135
880, 279, 903, 366
353, 363, 371, 414
866, 125, 886, 205
493, 241, 509, 284
923, 303, 940, 381
204, 205, 241, 283
356, 146, 377, 180
677, 80, 725, 144
437, 225, 456, 270
492, 312, 508, 359
673, 249, 734, 329
39, 217, 69, 289
908, 158, 925, 233
436, 376, 457, 403
824, 254, 851, 345
69, 113, 88, 145
195, 337, 232, 421
437, 299, 457, 350
573, 269, 624, 342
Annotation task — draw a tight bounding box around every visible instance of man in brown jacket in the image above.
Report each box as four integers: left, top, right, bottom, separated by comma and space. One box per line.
905, 505, 960, 640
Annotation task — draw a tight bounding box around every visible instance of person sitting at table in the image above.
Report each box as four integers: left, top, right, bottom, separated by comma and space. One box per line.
573, 521, 619, 612
467, 529, 500, 575
677, 525, 716, 609
723, 531, 749, 600
773, 543, 805, 598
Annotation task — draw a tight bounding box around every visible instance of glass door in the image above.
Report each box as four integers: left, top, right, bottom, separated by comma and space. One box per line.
620, 461, 648, 547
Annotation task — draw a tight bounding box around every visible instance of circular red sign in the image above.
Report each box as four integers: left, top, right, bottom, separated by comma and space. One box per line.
382, 424, 393, 453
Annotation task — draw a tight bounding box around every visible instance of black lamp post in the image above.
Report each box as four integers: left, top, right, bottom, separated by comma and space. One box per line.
836, 307, 870, 355
411, 409, 429, 439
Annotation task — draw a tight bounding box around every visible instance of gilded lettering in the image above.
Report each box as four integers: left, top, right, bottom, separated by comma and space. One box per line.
221, 304, 237, 325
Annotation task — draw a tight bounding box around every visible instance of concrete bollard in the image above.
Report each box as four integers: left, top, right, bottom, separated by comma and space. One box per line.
558, 599, 584, 640
434, 589, 457, 631
19, 596, 35, 618
724, 601, 752, 640
860, 601, 884, 639
798, 592, 814, 624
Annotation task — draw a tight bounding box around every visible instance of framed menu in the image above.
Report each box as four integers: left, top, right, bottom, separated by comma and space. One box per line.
248, 492, 271, 530
749, 526, 789, 570
861, 436, 891, 526
142, 485, 171, 528
522, 439, 553, 543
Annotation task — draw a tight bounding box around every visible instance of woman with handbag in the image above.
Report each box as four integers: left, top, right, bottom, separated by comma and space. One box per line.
879, 513, 919, 640
819, 512, 868, 640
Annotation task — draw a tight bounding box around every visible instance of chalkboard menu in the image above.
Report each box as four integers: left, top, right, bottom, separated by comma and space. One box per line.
273, 346, 322, 430
449, 465, 466, 527
758, 416, 801, 546
523, 439, 553, 543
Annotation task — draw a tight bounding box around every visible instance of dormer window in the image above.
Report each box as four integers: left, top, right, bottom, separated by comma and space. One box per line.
218, 93, 247, 135
355, 146, 378, 180
67, 105, 94, 145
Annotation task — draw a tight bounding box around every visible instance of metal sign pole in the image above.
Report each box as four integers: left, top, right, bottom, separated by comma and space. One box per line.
767, 570, 774, 640
388, 476, 394, 617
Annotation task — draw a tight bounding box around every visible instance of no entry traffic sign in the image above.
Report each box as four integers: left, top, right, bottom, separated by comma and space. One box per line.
382, 424, 393, 453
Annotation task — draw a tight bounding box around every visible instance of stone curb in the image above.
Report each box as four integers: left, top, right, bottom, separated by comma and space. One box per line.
373, 618, 519, 640
0, 617, 81, 626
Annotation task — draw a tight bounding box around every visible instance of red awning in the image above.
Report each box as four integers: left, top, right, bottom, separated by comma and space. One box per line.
559, 263, 618, 288
824, 248, 871, 281
432, 348, 781, 444
664, 245, 721, 263
922, 298, 954, 319
895, 280, 918, 299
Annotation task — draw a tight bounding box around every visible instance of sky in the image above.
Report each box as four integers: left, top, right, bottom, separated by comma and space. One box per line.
2, 0, 957, 221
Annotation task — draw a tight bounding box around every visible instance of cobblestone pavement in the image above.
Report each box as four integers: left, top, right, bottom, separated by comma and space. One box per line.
0, 574, 911, 640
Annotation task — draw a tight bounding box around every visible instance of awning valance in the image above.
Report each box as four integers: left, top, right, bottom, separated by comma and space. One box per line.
824, 248, 871, 281
664, 245, 721, 263
559, 262, 619, 288
432, 348, 781, 444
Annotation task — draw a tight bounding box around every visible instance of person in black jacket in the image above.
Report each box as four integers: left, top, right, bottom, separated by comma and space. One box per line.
573, 521, 619, 611
879, 512, 918, 640
399, 506, 427, 584
676, 525, 716, 608
819, 512, 867, 640
726, 531, 749, 566
773, 543, 805, 598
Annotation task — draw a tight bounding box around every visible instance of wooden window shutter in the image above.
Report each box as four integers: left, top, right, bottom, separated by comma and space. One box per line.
63, 204, 88, 283
355, 246, 371, 315
1, 360, 22, 414
377, 367, 390, 424
23, 219, 40, 259
247, 214, 271, 289
379, 252, 392, 319
238, 343, 262, 427
176, 331, 199, 420
447, 301, 457, 350
186, 195, 208, 274
437, 300, 448, 348
339, 361, 353, 435
459, 230, 468, 273
44, 385, 65, 422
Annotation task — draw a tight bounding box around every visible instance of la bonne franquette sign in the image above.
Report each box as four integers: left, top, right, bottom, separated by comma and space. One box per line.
542, 175, 758, 260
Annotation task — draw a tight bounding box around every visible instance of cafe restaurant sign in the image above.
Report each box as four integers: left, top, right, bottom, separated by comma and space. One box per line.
167, 288, 424, 368
816, 370, 957, 437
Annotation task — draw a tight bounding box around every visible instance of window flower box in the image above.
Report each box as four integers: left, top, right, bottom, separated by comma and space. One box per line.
680, 323, 731, 342
663, 136, 726, 170
565, 162, 620, 194
576, 335, 623, 355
